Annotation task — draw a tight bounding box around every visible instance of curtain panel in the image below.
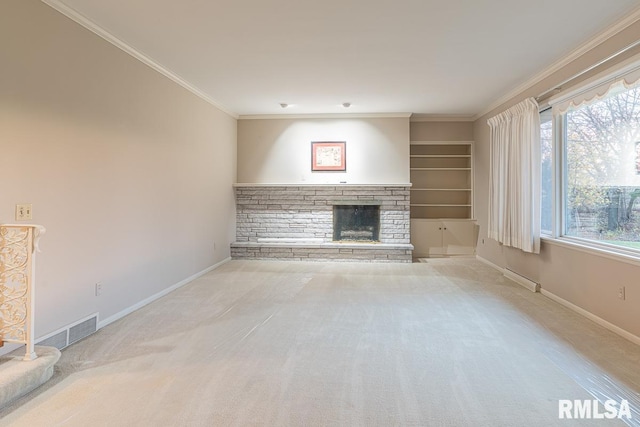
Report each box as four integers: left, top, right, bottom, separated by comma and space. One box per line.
488, 97, 541, 254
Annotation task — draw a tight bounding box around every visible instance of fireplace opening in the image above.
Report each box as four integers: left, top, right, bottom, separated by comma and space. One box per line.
333, 205, 380, 242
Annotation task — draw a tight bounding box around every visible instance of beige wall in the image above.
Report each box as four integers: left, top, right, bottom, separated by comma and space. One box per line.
237, 117, 410, 184
474, 21, 640, 338
410, 121, 474, 142
0, 0, 237, 346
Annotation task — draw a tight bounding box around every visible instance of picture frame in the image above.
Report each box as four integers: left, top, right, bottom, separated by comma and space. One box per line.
311, 141, 346, 172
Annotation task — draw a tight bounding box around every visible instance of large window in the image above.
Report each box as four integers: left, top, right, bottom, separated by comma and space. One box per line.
550, 81, 640, 252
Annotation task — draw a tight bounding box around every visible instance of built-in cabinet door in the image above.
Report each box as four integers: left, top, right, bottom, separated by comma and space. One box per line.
411, 219, 443, 257
442, 220, 476, 255
411, 219, 477, 257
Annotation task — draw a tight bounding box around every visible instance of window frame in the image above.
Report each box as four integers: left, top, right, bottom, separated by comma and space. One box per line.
544, 74, 640, 260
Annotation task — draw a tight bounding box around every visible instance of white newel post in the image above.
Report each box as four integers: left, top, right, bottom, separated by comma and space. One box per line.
0, 224, 46, 361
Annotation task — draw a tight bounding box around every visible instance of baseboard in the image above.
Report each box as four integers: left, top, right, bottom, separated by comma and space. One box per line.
540, 289, 640, 347
476, 255, 540, 292
475, 255, 503, 272
98, 257, 231, 329
503, 268, 540, 293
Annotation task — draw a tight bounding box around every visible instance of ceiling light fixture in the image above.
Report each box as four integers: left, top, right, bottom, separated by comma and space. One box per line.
280, 103, 289, 109
342, 102, 351, 108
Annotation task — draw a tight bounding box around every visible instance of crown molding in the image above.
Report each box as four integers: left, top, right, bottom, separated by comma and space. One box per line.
41, 0, 239, 119
410, 114, 475, 122
474, 4, 640, 121
239, 113, 412, 120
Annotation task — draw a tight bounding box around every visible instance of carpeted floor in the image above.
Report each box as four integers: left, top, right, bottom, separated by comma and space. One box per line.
0, 258, 639, 426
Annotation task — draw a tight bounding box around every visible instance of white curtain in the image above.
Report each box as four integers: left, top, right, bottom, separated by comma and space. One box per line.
488, 97, 541, 254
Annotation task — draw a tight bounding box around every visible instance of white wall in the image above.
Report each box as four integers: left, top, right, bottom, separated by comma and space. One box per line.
0, 0, 237, 349
474, 21, 640, 340
237, 117, 410, 184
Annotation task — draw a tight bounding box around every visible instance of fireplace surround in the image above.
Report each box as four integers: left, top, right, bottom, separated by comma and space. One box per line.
231, 184, 413, 262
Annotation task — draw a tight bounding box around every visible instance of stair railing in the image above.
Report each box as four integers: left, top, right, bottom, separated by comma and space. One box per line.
0, 224, 45, 361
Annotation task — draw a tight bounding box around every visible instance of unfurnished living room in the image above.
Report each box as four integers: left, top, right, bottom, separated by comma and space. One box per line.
1, 0, 640, 426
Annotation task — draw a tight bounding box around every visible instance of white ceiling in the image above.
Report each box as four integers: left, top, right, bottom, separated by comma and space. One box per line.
49, 0, 640, 117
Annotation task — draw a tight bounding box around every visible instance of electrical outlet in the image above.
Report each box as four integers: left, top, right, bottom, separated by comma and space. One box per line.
16, 204, 32, 221
618, 286, 625, 301
95, 282, 103, 296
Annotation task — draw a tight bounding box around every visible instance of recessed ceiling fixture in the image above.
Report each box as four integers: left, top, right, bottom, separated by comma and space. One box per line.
280, 103, 289, 108
342, 102, 351, 108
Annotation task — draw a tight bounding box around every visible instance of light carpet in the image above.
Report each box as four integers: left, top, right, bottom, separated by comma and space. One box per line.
0, 259, 638, 426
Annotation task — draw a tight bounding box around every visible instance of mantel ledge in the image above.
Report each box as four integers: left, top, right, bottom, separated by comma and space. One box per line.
234, 183, 412, 188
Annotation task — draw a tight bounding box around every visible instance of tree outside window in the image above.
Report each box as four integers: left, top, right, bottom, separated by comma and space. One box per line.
564, 84, 640, 249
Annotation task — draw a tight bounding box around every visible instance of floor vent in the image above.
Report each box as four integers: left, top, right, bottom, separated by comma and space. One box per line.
69, 316, 97, 345
37, 330, 68, 350
36, 314, 98, 350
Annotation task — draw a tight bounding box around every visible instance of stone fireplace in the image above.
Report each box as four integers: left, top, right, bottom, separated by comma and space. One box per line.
231, 184, 413, 262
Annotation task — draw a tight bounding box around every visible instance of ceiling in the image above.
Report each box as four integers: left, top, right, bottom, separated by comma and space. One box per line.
49, 0, 640, 118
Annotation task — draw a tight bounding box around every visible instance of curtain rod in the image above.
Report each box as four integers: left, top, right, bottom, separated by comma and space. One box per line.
536, 38, 640, 102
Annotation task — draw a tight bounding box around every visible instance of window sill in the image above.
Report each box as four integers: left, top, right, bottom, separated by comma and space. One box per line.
540, 235, 640, 267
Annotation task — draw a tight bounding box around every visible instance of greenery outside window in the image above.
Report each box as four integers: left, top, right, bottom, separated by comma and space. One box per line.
564, 85, 640, 250
550, 73, 640, 253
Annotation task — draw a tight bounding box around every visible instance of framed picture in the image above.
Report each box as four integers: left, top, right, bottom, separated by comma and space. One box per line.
311, 141, 346, 171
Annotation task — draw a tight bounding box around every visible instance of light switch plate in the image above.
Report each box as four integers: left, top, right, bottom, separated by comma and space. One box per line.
16, 204, 33, 221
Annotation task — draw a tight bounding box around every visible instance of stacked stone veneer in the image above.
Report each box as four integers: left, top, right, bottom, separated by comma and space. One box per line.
231, 184, 413, 262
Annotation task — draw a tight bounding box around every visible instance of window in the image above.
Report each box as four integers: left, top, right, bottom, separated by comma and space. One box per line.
540, 108, 553, 235
550, 78, 640, 253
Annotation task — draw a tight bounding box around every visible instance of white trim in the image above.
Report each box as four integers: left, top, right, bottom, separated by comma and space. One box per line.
40, 0, 238, 119
476, 255, 541, 292
541, 237, 640, 268
233, 183, 412, 187
540, 289, 640, 347
474, 5, 640, 120
97, 258, 231, 329
475, 255, 503, 272
410, 114, 475, 122
477, 254, 640, 346
504, 268, 540, 293
239, 113, 412, 120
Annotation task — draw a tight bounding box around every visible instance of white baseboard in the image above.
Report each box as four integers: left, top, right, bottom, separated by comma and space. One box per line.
476, 255, 540, 292
479, 256, 639, 346
540, 289, 640, 347
503, 268, 540, 293
98, 257, 231, 329
475, 255, 503, 272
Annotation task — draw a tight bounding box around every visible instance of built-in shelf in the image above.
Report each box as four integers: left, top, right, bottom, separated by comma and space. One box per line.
410, 141, 473, 220
410, 155, 471, 158
410, 168, 471, 171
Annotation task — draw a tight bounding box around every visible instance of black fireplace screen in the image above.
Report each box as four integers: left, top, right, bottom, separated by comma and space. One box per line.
333, 205, 380, 242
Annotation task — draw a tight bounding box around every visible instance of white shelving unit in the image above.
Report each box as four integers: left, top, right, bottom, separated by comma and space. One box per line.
409, 141, 477, 257
409, 141, 473, 219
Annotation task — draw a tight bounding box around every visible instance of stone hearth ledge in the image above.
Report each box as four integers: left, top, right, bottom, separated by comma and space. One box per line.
233, 183, 413, 187
233, 241, 414, 250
